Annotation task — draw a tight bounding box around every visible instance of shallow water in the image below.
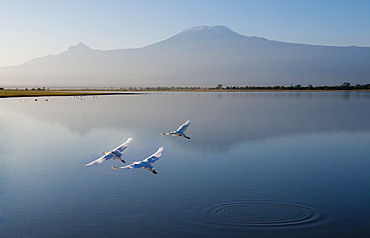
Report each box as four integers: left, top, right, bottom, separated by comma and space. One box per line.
1, 91, 369, 237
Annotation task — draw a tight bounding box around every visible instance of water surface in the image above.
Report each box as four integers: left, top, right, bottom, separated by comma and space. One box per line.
1, 91, 369, 237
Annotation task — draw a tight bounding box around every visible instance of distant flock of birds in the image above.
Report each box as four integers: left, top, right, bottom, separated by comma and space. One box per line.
83, 120, 191, 174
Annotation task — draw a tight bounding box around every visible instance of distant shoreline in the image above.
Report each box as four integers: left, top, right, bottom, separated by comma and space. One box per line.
0, 88, 369, 98
0, 90, 140, 98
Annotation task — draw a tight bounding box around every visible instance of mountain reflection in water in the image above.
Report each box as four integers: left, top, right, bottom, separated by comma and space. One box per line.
1, 91, 369, 152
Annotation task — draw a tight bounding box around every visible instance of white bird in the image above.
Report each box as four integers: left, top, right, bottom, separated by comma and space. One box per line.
83, 138, 133, 166
112, 146, 164, 174
161, 120, 191, 139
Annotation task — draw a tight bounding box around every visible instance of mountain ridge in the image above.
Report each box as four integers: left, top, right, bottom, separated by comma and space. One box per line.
1, 25, 369, 87
67, 42, 92, 51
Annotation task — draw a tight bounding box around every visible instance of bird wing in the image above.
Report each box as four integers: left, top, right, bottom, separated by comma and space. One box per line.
111, 147, 164, 169
112, 138, 133, 153
83, 153, 113, 166
142, 146, 164, 164
175, 120, 190, 134
112, 164, 135, 170
83, 138, 132, 166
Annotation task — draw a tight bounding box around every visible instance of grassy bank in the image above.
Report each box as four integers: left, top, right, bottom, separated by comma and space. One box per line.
0, 90, 136, 98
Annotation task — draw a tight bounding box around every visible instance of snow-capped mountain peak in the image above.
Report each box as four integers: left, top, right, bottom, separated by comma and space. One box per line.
180, 25, 239, 36
67, 42, 92, 52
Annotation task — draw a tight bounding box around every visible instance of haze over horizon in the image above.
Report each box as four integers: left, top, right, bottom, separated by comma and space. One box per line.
1, 25, 369, 88
1, 0, 370, 67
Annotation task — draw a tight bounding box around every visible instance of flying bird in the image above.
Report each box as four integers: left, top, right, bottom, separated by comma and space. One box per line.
161, 120, 191, 139
83, 138, 133, 166
112, 146, 164, 174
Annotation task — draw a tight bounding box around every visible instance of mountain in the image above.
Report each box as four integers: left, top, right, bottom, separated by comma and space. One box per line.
1, 25, 370, 87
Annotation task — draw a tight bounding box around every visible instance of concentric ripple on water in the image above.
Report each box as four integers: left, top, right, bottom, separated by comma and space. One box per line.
202, 201, 320, 227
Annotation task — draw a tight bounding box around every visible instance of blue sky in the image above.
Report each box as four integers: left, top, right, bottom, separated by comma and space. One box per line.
0, 0, 369, 66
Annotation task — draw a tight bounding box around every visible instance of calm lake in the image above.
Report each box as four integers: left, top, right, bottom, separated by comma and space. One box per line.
1, 91, 369, 237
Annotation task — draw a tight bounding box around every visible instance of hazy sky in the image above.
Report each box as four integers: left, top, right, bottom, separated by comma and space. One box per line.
1, 0, 369, 67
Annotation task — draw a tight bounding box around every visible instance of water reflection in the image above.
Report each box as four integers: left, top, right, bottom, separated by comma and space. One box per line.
1, 91, 369, 238
1, 91, 369, 153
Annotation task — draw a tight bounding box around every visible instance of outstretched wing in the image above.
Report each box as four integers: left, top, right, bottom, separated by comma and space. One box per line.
83, 138, 132, 166
143, 146, 164, 164
175, 120, 190, 134
112, 138, 133, 153
83, 154, 112, 166
112, 147, 164, 170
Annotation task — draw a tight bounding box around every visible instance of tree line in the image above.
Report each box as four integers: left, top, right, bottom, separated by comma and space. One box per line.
213, 82, 370, 91
113, 82, 370, 91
